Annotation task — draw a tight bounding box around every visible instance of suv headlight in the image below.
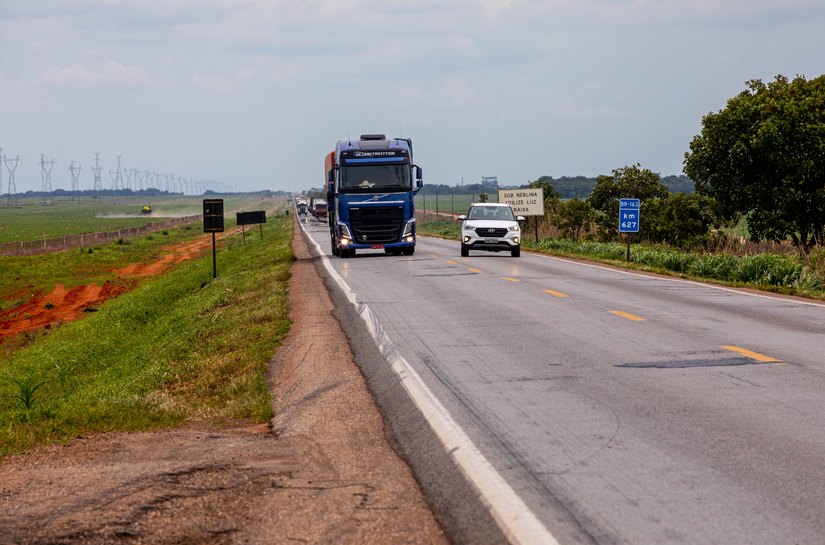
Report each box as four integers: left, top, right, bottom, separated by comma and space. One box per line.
508, 224, 520, 232
463, 223, 476, 231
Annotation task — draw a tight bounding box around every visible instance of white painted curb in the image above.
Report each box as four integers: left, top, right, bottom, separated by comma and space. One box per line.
300, 222, 560, 545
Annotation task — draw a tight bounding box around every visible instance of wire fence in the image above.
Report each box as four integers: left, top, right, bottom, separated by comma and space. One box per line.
0, 215, 202, 256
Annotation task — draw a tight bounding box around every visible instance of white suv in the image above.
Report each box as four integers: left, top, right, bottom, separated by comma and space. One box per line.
458, 203, 524, 257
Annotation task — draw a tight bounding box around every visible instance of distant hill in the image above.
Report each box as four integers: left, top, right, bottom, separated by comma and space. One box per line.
537, 174, 694, 199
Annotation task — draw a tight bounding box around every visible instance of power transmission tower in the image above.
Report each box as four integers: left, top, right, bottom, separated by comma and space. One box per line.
109, 155, 123, 191
92, 153, 103, 192
135, 169, 145, 191
125, 167, 134, 191
69, 161, 82, 201
41, 154, 56, 205
0, 146, 4, 197
4, 155, 20, 208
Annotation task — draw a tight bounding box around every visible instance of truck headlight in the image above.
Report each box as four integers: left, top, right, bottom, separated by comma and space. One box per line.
402, 218, 415, 237
338, 223, 352, 239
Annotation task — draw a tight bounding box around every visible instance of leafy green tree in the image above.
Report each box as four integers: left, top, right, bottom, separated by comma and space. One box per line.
554, 198, 597, 241
647, 192, 723, 250
587, 164, 669, 240
684, 75, 825, 254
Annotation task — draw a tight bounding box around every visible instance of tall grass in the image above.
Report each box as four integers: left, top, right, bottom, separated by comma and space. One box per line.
0, 214, 293, 457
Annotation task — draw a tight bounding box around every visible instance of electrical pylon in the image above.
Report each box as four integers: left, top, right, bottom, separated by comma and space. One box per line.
92, 153, 103, 192
41, 154, 56, 205
69, 161, 82, 201
4, 155, 20, 208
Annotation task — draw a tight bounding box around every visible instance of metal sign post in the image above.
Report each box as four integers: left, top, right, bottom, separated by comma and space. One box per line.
203, 199, 225, 278
618, 198, 640, 261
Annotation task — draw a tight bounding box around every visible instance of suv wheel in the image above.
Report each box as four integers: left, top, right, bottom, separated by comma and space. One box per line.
461, 244, 469, 257
511, 247, 520, 257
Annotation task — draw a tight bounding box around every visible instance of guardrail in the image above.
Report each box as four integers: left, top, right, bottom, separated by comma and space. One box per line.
0, 215, 203, 256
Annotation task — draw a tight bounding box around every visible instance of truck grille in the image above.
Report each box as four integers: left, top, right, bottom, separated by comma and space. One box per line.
349, 206, 404, 244
475, 227, 508, 237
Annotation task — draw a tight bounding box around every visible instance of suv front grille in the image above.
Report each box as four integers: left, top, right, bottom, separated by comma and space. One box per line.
475, 227, 508, 237
349, 206, 404, 244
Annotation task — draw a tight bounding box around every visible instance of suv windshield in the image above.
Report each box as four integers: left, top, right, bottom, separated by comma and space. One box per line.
340, 164, 411, 193
467, 206, 515, 221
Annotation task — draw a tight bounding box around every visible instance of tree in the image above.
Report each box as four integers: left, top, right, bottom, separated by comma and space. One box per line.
684, 75, 825, 254
554, 198, 597, 241
587, 164, 669, 241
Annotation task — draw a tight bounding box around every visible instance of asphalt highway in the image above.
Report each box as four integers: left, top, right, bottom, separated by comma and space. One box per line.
301, 218, 825, 545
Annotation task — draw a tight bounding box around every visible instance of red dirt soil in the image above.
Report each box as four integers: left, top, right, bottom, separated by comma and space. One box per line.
0, 231, 237, 343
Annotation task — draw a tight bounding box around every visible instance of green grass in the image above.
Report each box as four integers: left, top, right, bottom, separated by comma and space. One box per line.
0, 195, 258, 243
0, 211, 293, 458
414, 193, 495, 216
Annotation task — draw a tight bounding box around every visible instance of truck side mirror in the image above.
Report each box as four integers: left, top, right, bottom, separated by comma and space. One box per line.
413, 165, 423, 191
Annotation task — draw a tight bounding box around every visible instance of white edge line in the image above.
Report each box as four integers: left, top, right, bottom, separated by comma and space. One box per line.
498, 240, 825, 309
300, 223, 559, 545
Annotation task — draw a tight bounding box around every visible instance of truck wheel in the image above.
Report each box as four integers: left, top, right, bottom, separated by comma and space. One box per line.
511, 247, 520, 257
461, 244, 469, 257
402, 247, 415, 256
331, 235, 340, 256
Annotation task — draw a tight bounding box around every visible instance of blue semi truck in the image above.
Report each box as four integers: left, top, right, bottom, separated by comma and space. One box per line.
325, 134, 423, 258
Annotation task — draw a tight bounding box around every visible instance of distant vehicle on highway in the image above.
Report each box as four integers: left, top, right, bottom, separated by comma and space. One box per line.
296, 202, 308, 215
141, 205, 152, 215
311, 199, 328, 219
458, 203, 524, 257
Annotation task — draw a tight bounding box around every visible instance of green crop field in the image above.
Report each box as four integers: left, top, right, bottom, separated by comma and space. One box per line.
0, 197, 292, 457
414, 193, 498, 216
0, 194, 262, 243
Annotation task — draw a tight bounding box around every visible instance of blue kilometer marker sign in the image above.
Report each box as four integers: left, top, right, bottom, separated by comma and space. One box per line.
619, 198, 640, 233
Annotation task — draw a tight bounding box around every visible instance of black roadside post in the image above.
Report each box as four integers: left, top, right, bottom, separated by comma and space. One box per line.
203, 198, 225, 279
236, 210, 267, 244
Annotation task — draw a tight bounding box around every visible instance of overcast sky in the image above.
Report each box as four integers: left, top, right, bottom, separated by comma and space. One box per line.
1, 0, 823, 194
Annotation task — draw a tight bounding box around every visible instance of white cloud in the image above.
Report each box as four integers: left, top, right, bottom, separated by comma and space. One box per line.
192, 68, 253, 93
40, 61, 155, 87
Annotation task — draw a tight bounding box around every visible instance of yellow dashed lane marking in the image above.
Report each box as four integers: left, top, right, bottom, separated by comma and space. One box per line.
468, 268, 482, 273
502, 277, 520, 283
609, 310, 646, 321
445, 260, 458, 265
543, 289, 569, 298
721, 345, 782, 363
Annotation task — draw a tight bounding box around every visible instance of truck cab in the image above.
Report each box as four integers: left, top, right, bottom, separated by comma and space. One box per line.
326, 134, 423, 258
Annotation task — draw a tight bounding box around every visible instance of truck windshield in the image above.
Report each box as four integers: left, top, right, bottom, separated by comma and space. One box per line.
340, 164, 411, 193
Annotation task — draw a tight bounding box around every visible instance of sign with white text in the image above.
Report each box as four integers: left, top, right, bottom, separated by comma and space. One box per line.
619, 198, 640, 233
498, 188, 544, 216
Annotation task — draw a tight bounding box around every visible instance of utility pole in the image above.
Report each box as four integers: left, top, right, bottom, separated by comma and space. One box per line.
40, 154, 55, 205
4, 155, 20, 208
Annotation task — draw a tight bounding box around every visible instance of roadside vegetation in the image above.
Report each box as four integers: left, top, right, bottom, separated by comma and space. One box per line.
0, 211, 293, 458
418, 74, 825, 300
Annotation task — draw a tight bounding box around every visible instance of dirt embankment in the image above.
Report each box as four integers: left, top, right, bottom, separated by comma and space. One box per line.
0, 230, 238, 343
0, 220, 448, 545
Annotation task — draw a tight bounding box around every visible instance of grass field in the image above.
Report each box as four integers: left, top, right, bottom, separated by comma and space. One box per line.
0, 194, 263, 243
0, 200, 292, 457
414, 193, 497, 216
